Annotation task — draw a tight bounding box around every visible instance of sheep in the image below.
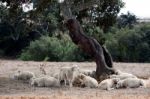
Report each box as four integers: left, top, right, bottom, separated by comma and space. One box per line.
30, 76, 60, 87
98, 78, 120, 90
115, 70, 134, 76
80, 69, 95, 77
59, 65, 80, 87
109, 74, 137, 80
14, 70, 35, 82
116, 78, 144, 89
77, 73, 98, 88
51, 72, 59, 79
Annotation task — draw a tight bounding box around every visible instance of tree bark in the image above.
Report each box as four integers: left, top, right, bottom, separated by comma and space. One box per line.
66, 19, 115, 79
102, 46, 113, 68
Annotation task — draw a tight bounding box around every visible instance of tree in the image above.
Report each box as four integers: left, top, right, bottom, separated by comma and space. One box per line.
117, 12, 137, 29
75, 0, 124, 32
59, 0, 123, 79
0, 0, 124, 79
66, 19, 115, 79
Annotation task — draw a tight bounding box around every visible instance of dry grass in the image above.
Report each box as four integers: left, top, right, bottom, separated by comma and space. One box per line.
0, 60, 150, 99
0, 95, 150, 99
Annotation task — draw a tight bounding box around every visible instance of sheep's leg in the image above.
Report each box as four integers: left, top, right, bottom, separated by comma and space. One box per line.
69, 80, 73, 88
64, 80, 67, 86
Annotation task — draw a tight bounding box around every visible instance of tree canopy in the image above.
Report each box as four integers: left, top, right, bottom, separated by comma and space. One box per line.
1, 0, 150, 63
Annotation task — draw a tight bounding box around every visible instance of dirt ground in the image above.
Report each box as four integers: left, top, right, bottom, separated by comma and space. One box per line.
0, 59, 150, 99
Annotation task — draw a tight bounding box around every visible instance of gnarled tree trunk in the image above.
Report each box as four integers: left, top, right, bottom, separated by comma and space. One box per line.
66, 19, 115, 79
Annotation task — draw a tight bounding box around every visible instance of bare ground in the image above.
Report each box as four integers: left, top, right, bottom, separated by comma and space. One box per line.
0, 59, 150, 99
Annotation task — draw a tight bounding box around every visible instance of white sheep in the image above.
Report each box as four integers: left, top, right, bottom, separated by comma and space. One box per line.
80, 69, 95, 77
116, 78, 144, 89
30, 76, 60, 87
109, 74, 137, 80
78, 73, 98, 88
59, 65, 80, 87
51, 72, 59, 79
115, 70, 134, 76
14, 70, 35, 82
98, 78, 120, 90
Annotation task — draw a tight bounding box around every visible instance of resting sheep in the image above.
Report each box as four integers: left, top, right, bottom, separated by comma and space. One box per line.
115, 70, 134, 76
30, 76, 60, 87
109, 74, 137, 80
51, 72, 59, 79
78, 74, 98, 88
98, 78, 120, 90
116, 78, 144, 89
14, 70, 35, 82
80, 69, 95, 77
59, 65, 80, 87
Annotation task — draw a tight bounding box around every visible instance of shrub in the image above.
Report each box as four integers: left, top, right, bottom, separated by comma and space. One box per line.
20, 35, 90, 61
105, 24, 150, 62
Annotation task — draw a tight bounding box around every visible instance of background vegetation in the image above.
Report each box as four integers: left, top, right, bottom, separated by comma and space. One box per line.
0, 0, 150, 62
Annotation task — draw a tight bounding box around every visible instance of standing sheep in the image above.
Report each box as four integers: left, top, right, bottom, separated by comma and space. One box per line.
30, 76, 60, 87
59, 65, 80, 87
98, 78, 120, 90
78, 74, 98, 88
116, 78, 144, 89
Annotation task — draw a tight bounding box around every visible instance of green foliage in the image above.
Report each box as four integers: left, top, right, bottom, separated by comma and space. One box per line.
1, 0, 150, 63
84, 26, 105, 45
105, 23, 150, 62
20, 35, 90, 61
76, 0, 124, 32
0, 1, 61, 56
117, 12, 137, 29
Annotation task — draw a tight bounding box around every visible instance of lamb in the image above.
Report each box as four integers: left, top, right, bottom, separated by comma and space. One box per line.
98, 78, 120, 90
78, 73, 98, 88
30, 76, 60, 87
59, 65, 80, 87
14, 70, 35, 82
116, 78, 144, 89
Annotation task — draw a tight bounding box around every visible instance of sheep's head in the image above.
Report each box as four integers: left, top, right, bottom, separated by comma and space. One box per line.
73, 74, 84, 87
77, 73, 86, 80
71, 65, 79, 72
116, 81, 122, 89
112, 78, 120, 84
115, 69, 122, 75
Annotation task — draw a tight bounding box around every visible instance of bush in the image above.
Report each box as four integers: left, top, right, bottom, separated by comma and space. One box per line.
20, 35, 90, 61
105, 24, 150, 62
